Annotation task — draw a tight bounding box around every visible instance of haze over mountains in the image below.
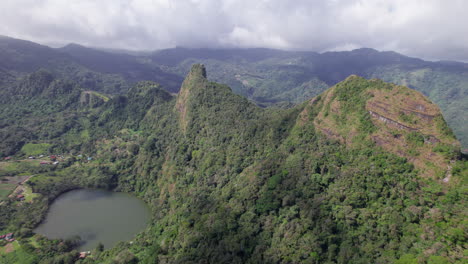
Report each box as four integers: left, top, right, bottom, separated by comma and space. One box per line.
0, 30, 467, 263
0, 35, 467, 149
1, 0, 467, 262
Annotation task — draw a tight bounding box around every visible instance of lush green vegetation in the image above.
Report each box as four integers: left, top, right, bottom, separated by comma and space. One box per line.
20, 143, 52, 156
150, 47, 468, 148
1, 36, 466, 148
0, 65, 465, 263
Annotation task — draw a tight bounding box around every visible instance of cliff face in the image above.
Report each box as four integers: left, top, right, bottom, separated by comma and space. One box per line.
175, 64, 208, 132
80, 91, 109, 108
305, 75, 460, 178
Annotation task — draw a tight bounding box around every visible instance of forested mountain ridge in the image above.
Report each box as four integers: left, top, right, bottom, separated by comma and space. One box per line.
0, 36, 466, 148
149, 47, 468, 149
0, 36, 181, 94
0, 65, 466, 263
0, 70, 88, 156
58, 43, 182, 92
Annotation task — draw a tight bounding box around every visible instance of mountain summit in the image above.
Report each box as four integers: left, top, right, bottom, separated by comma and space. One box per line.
305, 75, 460, 178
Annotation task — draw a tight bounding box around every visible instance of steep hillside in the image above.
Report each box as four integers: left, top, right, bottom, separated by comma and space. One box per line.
0, 70, 92, 156
309, 75, 459, 178
59, 44, 182, 92
0, 37, 466, 148
0, 35, 68, 72
91, 68, 468, 263
0, 36, 180, 94
1, 65, 465, 264
150, 47, 468, 149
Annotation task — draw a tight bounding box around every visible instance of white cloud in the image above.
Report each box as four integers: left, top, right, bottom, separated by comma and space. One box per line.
0, 0, 466, 61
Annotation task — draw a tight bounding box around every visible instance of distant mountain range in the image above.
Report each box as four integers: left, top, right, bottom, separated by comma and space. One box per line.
0, 35, 466, 149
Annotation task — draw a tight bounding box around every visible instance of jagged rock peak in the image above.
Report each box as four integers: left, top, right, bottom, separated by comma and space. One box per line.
175, 64, 207, 132
188, 63, 207, 79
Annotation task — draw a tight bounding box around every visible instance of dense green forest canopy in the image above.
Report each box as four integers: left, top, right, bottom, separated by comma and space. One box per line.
0, 64, 466, 263
0, 35, 467, 148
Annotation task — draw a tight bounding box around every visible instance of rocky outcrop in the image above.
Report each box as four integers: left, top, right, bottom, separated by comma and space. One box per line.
308, 75, 460, 178
175, 64, 208, 132
368, 111, 417, 131
80, 91, 108, 108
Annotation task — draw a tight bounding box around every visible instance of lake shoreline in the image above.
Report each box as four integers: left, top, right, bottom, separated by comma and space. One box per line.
33, 189, 150, 251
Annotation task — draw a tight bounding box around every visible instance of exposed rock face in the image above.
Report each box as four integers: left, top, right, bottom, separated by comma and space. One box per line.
80, 91, 107, 108
368, 111, 417, 131
302, 75, 460, 178
175, 64, 207, 132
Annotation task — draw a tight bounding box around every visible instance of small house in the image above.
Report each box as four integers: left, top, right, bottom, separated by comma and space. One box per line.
17, 194, 25, 201
4, 157, 11, 161
79, 251, 90, 259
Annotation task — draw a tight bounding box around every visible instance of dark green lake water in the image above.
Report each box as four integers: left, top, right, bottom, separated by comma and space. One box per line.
34, 189, 150, 251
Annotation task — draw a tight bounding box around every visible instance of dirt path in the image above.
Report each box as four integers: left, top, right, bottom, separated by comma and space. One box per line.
8, 175, 33, 198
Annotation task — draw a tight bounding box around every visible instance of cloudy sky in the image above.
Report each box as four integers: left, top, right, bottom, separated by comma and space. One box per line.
0, 0, 467, 61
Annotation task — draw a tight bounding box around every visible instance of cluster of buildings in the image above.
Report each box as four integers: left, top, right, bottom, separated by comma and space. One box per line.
3, 154, 94, 167
0, 233, 14, 242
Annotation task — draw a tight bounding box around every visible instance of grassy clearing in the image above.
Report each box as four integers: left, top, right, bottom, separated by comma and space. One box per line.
22, 185, 39, 203
0, 183, 16, 200
0, 160, 46, 177
20, 143, 52, 156
0, 241, 38, 263
0, 162, 21, 176
0, 241, 18, 256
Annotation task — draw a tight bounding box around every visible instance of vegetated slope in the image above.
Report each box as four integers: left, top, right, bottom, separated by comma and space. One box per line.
101, 66, 465, 263
150, 47, 468, 149
0, 65, 466, 263
0, 70, 107, 156
368, 65, 468, 151
0, 36, 180, 94
0, 36, 127, 94
0, 36, 466, 148
310, 75, 459, 178
58, 44, 182, 92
